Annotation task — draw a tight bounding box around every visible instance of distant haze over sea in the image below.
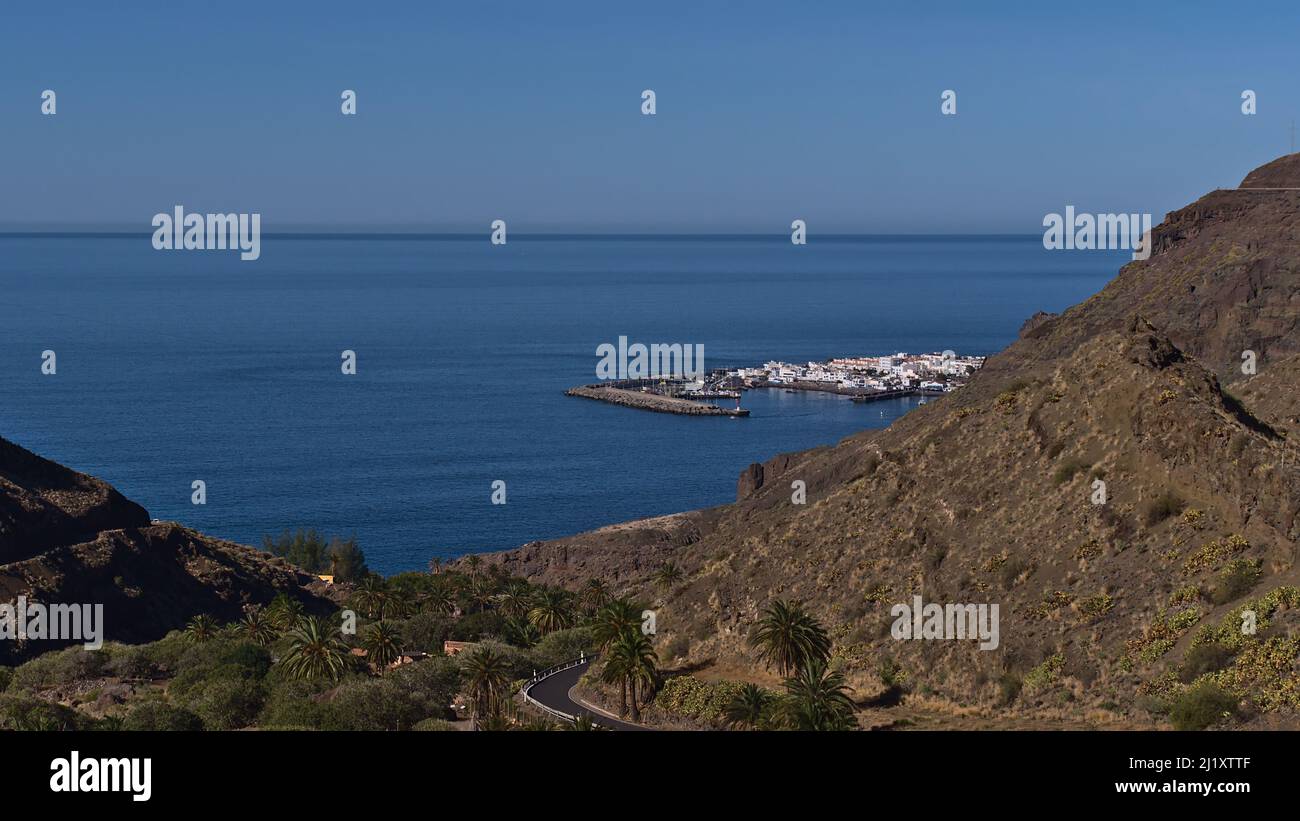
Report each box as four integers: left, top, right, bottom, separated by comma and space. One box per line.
0, 235, 1123, 573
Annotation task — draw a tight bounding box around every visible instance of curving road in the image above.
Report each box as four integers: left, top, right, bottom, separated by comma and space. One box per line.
526, 659, 653, 731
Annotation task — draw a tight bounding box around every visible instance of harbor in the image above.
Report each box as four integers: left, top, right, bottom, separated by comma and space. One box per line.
566, 350, 983, 417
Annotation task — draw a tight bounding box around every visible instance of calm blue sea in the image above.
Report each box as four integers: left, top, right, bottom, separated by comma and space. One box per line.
0, 235, 1123, 574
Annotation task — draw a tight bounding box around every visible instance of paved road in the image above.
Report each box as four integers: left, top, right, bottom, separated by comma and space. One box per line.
527, 660, 652, 731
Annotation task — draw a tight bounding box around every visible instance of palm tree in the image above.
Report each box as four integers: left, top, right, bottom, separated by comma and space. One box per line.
381, 587, 415, 620
238, 608, 278, 646
519, 715, 556, 731
527, 589, 572, 635
281, 616, 350, 681
362, 621, 403, 672
565, 714, 604, 731
602, 630, 658, 721
592, 598, 642, 650
493, 582, 534, 620
654, 561, 684, 591
780, 658, 856, 730
580, 578, 611, 613
724, 683, 773, 729
599, 649, 632, 719
504, 616, 541, 648
427, 556, 443, 575
184, 614, 218, 643
461, 646, 513, 723
265, 594, 305, 631
351, 576, 388, 620
465, 554, 483, 577
478, 712, 513, 731
420, 585, 457, 617
748, 599, 831, 676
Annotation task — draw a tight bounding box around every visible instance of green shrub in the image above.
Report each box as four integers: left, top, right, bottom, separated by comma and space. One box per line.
331, 656, 463, 730
1184, 534, 1250, 574
1023, 653, 1064, 693
996, 673, 1022, 706
0, 693, 87, 730
9, 646, 109, 691
412, 718, 458, 731
180, 677, 267, 730
1169, 681, 1238, 730
1211, 559, 1261, 605
1180, 643, 1235, 683
390, 655, 462, 715
0, 666, 11, 692
168, 640, 272, 702
529, 627, 596, 669
141, 631, 192, 675
104, 643, 160, 680
121, 702, 204, 731
448, 610, 508, 642
1077, 593, 1114, 622
257, 679, 340, 730
262, 529, 369, 582
655, 676, 746, 726
395, 612, 452, 654
329, 677, 425, 731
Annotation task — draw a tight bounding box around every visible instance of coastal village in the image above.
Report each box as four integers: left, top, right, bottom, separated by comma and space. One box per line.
728, 351, 986, 395
567, 350, 986, 416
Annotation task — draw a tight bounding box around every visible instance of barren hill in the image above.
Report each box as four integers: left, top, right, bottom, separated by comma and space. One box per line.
477, 155, 1300, 722
0, 436, 331, 664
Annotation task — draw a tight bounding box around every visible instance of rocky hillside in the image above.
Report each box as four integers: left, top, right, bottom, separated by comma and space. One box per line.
476, 155, 1300, 723
0, 435, 150, 564
0, 436, 331, 664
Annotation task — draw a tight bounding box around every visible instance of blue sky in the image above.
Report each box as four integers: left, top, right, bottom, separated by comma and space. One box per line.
2, 1, 1298, 232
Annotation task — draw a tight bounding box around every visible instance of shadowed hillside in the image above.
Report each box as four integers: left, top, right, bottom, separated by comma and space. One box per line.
0, 437, 332, 664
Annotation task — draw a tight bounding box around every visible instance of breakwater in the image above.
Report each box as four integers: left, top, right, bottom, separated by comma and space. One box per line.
565, 384, 749, 416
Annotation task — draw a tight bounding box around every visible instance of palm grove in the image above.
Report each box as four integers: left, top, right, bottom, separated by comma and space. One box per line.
0, 530, 861, 731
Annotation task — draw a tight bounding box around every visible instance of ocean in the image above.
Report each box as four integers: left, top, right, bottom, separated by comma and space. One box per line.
0, 235, 1124, 574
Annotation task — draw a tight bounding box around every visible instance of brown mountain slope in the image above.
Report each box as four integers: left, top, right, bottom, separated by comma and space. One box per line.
475, 155, 1300, 722
1000, 153, 1300, 384
0, 435, 332, 663
0, 436, 150, 564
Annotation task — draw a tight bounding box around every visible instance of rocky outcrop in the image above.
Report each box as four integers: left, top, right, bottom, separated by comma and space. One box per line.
1018, 311, 1057, 338
0, 437, 150, 564
469, 511, 716, 587
0, 435, 331, 663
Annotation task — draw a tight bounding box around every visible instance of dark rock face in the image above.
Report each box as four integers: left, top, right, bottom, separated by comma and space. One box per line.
737, 462, 765, 500
996, 157, 1300, 385
0, 437, 150, 564
1019, 311, 1058, 338
0, 434, 331, 663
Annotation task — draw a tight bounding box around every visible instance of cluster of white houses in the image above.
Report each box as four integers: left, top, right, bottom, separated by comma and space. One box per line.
731, 351, 984, 392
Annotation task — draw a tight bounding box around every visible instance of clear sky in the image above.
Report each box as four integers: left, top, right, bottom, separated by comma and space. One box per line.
2, 1, 1298, 232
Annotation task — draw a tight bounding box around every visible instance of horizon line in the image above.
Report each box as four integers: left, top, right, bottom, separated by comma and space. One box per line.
0, 230, 1045, 242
